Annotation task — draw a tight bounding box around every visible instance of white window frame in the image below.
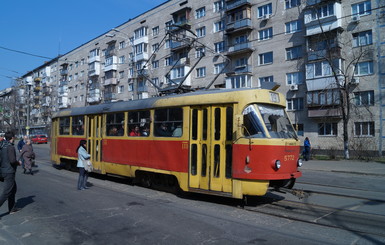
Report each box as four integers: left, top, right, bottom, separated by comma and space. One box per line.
287, 98, 304, 111
196, 26, 206, 37
196, 67, 206, 78
285, 20, 301, 34
352, 1, 371, 16
259, 27, 273, 41
196, 7, 206, 19
213, 0, 225, 12
354, 61, 373, 76
286, 72, 303, 85
354, 122, 374, 136
286, 46, 302, 60
352, 30, 373, 47
258, 3, 272, 18
259, 52, 273, 65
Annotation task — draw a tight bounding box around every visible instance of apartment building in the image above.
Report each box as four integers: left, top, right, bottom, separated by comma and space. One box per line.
14, 0, 384, 156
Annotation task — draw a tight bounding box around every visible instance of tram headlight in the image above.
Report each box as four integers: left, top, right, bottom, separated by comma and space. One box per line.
275, 160, 281, 170
297, 158, 303, 167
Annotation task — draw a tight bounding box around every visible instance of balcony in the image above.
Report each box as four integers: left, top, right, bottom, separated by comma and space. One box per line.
134, 52, 149, 62
308, 108, 342, 118
104, 92, 117, 102
104, 78, 118, 86
226, 42, 253, 55
58, 86, 68, 96
304, 2, 342, 36
88, 62, 101, 77
226, 0, 252, 11
133, 36, 149, 46
88, 55, 101, 63
87, 89, 101, 103
104, 56, 118, 72
172, 57, 190, 67
227, 65, 252, 75
226, 18, 252, 33
307, 47, 341, 61
171, 38, 191, 51
60, 69, 68, 76
306, 74, 344, 91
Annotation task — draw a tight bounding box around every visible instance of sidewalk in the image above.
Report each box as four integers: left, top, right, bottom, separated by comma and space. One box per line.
301, 159, 385, 176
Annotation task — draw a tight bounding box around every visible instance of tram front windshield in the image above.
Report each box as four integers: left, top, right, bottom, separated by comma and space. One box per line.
243, 104, 297, 139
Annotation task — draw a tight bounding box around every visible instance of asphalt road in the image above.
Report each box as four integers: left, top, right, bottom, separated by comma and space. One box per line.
0, 142, 384, 244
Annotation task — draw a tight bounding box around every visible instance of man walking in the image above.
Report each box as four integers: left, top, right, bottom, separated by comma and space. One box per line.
0, 131, 21, 214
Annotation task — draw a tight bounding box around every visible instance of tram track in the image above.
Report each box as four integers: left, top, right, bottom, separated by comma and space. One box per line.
243, 198, 385, 238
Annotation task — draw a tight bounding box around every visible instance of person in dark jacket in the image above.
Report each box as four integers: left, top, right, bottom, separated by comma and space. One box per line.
17, 135, 28, 169
20, 139, 35, 175
0, 131, 21, 214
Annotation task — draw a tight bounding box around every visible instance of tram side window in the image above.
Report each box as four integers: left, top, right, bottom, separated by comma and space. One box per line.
59, 117, 70, 135
128, 110, 151, 137
106, 113, 125, 136
72, 116, 85, 135
242, 105, 266, 138
154, 108, 183, 137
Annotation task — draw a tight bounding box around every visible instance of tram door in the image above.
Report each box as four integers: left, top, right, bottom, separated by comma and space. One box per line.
87, 114, 103, 173
189, 105, 233, 193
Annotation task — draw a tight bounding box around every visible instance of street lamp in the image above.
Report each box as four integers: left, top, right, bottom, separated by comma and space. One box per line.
25, 81, 32, 136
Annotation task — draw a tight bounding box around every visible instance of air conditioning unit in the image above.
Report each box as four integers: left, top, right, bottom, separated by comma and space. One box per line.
351, 15, 360, 23
289, 84, 298, 91
351, 77, 360, 84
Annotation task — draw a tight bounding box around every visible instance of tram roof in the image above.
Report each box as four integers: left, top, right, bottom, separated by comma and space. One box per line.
52, 88, 280, 118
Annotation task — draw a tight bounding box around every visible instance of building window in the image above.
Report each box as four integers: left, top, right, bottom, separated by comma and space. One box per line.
196, 67, 206, 78
259, 52, 273, 65
259, 27, 273, 40
318, 122, 338, 136
354, 61, 373, 76
307, 90, 340, 106
214, 20, 225, 32
287, 98, 304, 111
258, 3, 272, 18
309, 3, 334, 21
352, 1, 371, 16
152, 77, 159, 86
152, 43, 160, 52
119, 56, 125, 64
152, 60, 159, 69
213, 0, 225, 12
286, 72, 303, 85
134, 27, 147, 39
355, 122, 374, 136
165, 39, 171, 49
286, 46, 303, 60
118, 85, 124, 94
128, 83, 134, 92
229, 75, 251, 88
214, 41, 225, 53
165, 57, 173, 66
196, 26, 206, 37
259, 76, 274, 83
355, 90, 374, 106
171, 67, 185, 79
152, 26, 159, 36
235, 57, 247, 67
119, 41, 126, 49
196, 7, 206, 19
119, 71, 124, 79
214, 63, 225, 74
285, 20, 301, 33
196, 47, 205, 58
285, 0, 300, 9
352, 30, 373, 47
293, 123, 304, 136
306, 61, 332, 78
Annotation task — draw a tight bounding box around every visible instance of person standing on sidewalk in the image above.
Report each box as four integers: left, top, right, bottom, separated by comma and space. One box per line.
0, 131, 21, 214
20, 139, 35, 175
303, 137, 311, 161
76, 140, 91, 190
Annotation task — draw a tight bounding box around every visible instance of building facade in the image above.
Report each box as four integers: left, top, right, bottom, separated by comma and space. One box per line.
11, 0, 384, 156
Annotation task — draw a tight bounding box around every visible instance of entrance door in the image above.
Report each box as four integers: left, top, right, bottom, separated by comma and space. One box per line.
87, 114, 102, 173
189, 105, 233, 193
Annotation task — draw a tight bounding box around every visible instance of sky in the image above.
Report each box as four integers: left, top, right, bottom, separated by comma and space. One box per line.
0, 0, 167, 91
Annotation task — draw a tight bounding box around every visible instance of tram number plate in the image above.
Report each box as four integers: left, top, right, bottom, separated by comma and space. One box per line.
284, 155, 295, 161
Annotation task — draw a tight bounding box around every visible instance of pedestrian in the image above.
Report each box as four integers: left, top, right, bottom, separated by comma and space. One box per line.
0, 131, 21, 214
17, 135, 28, 169
76, 140, 91, 190
303, 137, 311, 161
20, 139, 35, 175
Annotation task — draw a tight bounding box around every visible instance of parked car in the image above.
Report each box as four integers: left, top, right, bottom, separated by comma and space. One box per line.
31, 134, 48, 144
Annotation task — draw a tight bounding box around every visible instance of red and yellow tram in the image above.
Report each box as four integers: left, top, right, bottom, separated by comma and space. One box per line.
51, 88, 302, 199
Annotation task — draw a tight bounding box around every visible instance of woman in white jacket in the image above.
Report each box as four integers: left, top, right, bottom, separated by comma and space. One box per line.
76, 140, 91, 190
